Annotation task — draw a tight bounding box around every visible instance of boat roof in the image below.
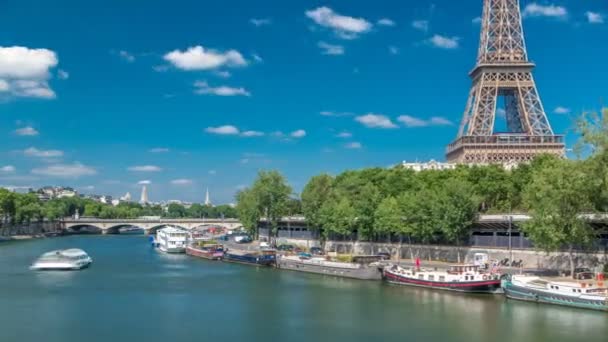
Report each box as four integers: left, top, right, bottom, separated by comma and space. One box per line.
158, 227, 186, 233
40, 248, 88, 258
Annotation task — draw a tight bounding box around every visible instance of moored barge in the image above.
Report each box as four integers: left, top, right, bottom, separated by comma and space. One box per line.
277, 254, 383, 280
384, 264, 502, 294
186, 243, 225, 261
502, 274, 608, 311
223, 248, 276, 266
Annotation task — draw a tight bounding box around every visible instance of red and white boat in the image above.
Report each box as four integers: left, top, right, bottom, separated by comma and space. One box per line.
383, 264, 502, 294
186, 244, 225, 261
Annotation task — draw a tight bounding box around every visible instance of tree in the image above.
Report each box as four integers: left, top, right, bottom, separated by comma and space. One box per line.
576, 108, 608, 211
166, 203, 187, 218
401, 188, 440, 260
319, 197, 356, 242
374, 196, 402, 242
0, 188, 16, 225
523, 160, 595, 278
301, 174, 334, 239
14, 193, 43, 224
436, 179, 479, 263
251, 170, 292, 240
235, 188, 261, 237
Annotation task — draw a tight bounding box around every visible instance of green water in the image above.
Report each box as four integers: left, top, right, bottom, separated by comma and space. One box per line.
0, 235, 606, 341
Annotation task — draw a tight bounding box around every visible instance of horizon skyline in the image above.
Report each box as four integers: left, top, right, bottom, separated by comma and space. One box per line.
1, 0, 606, 203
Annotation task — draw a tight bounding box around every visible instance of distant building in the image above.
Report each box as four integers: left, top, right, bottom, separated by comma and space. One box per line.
35, 186, 78, 201
204, 188, 212, 206
401, 160, 458, 172
120, 192, 132, 202
140, 185, 149, 204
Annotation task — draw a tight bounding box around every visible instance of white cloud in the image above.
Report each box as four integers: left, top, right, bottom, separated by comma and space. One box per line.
208, 170, 217, 175
398, 115, 453, 127
523, 3, 567, 18
170, 179, 193, 186
205, 125, 240, 135
428, 35, 460, 49
355, 114, 398, 129
15, 126, 39, 136
496, 108, 506, 118
586, 11, 604, 24
1, 165, 16, 173
83, 185, 95, 191
412, 20, 429, 32
317, 41, 345, 55
345, 142, 362, 149
472, 17, 482, 24
118, 50, 135, 62
152, 65, 170, 72
306, 7, 372, 39
241, 130, 265, 137
252, 54, 263, 63
336, 131, 352, 138
0, 46, 58, 79
214, 70, 231, 78
32, 163, 96, 178
320, 110, 353, 117
250, 18, 271, 27
128, 165, 162, 172
388, 46, 399, 55
24, 147, 63, 158
149, 147, 169, 153
290, 129, 306, 138
377, 18, 395, 27
137, 180, 151, 185
429, 117, 454, 126
57, 69, 69, 80
0, 46, 59, 99
554, 106, 571, 114
193, 81, 250, 97
164, 46, 247, 71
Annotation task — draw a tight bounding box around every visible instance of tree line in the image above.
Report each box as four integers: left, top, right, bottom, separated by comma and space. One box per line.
236, 109, 607, 275
0, 193, 238, 227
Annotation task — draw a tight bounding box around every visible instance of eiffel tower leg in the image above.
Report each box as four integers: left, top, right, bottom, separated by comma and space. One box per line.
505, 92, 524, 133
458, 85, 477, 137
517, 80, 554, 135
469, 78, 498, 136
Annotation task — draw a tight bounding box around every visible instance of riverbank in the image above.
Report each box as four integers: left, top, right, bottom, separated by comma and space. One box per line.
273, 237, 608, 271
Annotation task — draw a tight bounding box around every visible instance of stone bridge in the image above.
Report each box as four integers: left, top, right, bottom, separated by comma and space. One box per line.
61, 218, 242, 234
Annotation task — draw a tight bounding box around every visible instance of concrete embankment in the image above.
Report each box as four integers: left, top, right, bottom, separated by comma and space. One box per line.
275, 238, 608, 271
0, 221, 62, 242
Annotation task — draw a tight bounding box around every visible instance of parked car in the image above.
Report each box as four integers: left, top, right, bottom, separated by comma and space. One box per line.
309, 247, 324, 256
277, 244, 295, 252
234, 235, 253, 244
376, 252, 391, 260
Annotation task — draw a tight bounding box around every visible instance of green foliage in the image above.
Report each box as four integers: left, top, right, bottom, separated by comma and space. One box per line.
523, 159, 595, 277
236, 188, 261, 236
251, 170, 293, 237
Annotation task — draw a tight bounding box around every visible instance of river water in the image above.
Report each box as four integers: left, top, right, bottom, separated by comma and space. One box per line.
0, 235, 606, 342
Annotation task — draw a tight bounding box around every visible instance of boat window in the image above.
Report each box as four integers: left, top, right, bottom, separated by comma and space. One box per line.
418, 274, 424, 279
428, 275, 435, 281
439, 276, 446, 282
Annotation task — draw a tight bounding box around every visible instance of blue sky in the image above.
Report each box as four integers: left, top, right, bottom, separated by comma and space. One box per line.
1, 0, 606, 203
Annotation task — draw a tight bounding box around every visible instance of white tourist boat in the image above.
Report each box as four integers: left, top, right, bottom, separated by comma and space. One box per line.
30, 249, 92, 271
156, 227, 188, 253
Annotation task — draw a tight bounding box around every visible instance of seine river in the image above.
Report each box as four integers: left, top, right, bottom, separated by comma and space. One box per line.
1, 235, 606, 341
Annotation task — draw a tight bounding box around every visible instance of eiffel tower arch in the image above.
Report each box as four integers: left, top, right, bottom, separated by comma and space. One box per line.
446, 0, 565, 165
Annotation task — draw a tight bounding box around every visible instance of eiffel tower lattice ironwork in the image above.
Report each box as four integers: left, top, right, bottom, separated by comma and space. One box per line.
446, 0, 565, 165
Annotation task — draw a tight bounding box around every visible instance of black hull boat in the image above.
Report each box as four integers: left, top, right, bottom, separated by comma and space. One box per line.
384, 264, 502, 294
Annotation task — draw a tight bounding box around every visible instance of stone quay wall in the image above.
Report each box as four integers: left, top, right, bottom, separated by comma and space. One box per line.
276, 237, 608, 271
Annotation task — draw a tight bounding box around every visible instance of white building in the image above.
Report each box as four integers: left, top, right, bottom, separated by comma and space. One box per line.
401, 159, 458, 172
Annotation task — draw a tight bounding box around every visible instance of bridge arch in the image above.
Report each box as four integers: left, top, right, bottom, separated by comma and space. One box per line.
65, 224, 103, 234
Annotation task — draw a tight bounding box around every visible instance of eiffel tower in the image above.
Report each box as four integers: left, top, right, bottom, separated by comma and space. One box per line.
446, 0, 565, 165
